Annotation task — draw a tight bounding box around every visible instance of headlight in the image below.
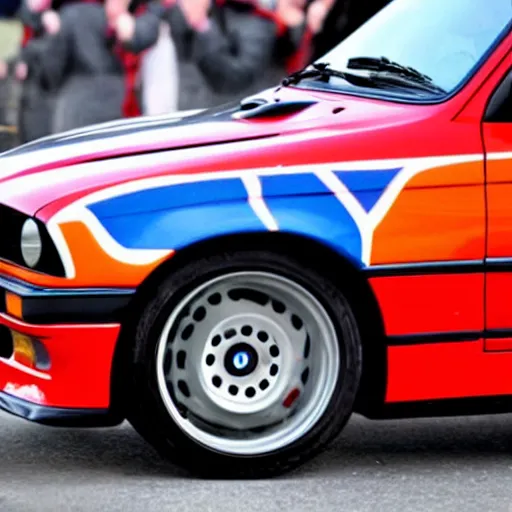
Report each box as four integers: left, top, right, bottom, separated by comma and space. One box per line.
20, 219, 42, 268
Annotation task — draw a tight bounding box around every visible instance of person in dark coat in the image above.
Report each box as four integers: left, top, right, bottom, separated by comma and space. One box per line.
0, 0, 22, 17
14, 0, 105, 142
19, 0, 71, 37
18, 0, 160, 133
155, 0, 333, 111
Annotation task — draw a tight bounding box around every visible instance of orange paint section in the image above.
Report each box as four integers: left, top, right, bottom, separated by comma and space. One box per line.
486, 157, 512, 184
369, 273, 484, 336
371, 162, 485, 265
403, 160, 483, 188
0, 222, 173, 288
60, 221, 172, 287
5, 292, 23, 319
386, 341, 512, 402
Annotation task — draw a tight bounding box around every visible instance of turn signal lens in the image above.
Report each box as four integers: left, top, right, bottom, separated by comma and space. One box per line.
12, 331, 36, 368
5, 292, 23, 319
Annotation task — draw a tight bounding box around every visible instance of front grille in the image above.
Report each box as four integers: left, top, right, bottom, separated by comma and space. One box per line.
0, 204, 27, 267
0, 325, 13, 359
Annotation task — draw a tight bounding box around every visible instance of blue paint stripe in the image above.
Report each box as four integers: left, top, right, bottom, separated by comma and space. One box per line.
260, 173, 331, 197
264, 195, 363, 265
350, 189, 383, 213
334, 168, 401, 212
333, 168, 402, 192
88, 177, 248, 219
96, 201, 267, 249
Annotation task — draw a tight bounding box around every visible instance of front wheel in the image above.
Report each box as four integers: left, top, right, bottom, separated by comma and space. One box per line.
126, 250, 362, 478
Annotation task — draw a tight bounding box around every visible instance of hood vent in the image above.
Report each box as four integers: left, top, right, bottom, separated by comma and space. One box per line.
239, 98, 269, 111
233, 99, 317, 120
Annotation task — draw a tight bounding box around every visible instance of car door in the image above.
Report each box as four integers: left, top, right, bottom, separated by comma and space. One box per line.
484, 61, 512, 350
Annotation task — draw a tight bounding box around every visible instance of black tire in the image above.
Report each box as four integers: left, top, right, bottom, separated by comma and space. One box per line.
125, 249, 363, 478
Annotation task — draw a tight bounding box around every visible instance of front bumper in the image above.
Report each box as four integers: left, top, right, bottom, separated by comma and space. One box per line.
0, 275, 134, 426
0, 390, 122, 427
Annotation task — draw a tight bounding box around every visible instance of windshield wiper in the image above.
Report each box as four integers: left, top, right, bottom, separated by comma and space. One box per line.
281, 61, 445, 97
346, 56, 446, 94
281, 62, 377, 88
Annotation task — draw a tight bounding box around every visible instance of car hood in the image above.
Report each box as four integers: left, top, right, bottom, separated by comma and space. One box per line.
0, 86, 430, 218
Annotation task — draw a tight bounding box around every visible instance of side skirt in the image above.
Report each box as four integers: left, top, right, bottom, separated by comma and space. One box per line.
361, 395, 512, 420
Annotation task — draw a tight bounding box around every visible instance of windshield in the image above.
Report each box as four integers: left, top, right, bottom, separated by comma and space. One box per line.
316, 0, 512, 98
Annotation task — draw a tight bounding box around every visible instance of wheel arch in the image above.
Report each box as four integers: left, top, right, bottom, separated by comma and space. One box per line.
109, 231, 388, 418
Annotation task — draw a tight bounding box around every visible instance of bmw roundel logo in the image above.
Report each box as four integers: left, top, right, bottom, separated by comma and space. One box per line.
233, 351, 250, 370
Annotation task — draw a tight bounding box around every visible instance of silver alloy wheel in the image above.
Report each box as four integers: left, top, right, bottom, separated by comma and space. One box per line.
155, 271, 340, 456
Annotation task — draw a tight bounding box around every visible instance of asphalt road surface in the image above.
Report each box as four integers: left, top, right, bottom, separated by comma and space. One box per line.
2, 411, 512, 512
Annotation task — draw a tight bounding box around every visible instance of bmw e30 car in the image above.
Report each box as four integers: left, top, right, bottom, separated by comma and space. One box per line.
0, 0, 510, 478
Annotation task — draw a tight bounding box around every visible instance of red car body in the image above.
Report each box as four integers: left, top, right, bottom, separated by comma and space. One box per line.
0, 0, 510, 473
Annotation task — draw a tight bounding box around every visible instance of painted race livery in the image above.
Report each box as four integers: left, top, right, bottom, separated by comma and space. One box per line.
0, 0, 510, 478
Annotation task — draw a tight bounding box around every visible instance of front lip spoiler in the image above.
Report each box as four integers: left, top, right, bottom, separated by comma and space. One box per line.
0, 391, 124, 427
0, 274, 135, 324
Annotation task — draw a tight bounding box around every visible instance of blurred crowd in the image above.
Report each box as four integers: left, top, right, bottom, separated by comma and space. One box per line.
0, 0, 389, 145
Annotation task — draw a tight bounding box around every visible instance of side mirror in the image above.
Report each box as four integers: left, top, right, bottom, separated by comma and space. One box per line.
485, 70, 512, 123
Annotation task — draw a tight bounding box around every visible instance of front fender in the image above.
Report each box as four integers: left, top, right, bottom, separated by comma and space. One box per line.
44, 170, 373, 287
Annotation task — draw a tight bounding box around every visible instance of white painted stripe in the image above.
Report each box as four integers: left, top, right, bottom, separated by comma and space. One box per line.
47, 152, 488, 217
487, 151, 512, 161
0, 122, 318, 183
314, 169, 372, 263
2, 358, 51, 381
0, 130, 317, 197
46, 218, 77, 279
241, 174, 279, 231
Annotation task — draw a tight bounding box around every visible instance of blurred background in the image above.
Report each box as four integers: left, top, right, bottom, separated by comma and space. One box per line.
0, 0, 390, 151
